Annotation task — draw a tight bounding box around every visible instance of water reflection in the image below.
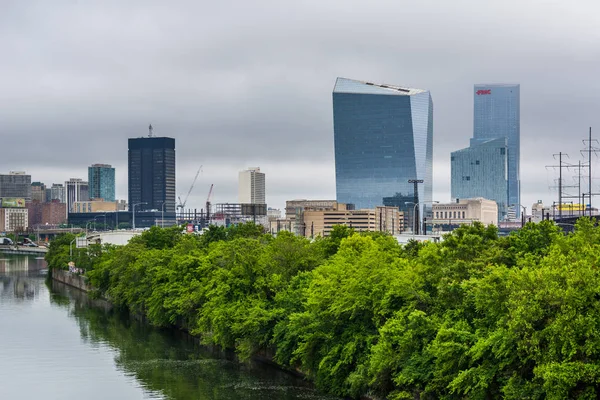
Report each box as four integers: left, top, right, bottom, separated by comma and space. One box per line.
0, 256, 47, 300
0, 255, 47, 272
50, 281, 337, 400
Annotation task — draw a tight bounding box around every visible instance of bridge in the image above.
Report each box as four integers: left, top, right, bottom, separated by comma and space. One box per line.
0, 246, 48, 256
32, 227, 84, 242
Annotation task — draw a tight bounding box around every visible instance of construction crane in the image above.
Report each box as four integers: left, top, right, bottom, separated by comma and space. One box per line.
177, 165, 202, 210
205, 184, 214, 224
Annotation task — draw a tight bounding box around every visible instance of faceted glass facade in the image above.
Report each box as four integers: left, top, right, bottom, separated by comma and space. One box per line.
88, 164, 115, 202
128, 137, 176, 214
473, 84, 520, 215
451, 138, 508, 220
332, 78, 433, 223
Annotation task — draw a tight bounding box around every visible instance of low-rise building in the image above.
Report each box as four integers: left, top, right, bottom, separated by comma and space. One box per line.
298, 206, 403, 238
285, 199, 351, 235
269, 218, 294, 235
72, 199, 120, 213
285, 200, 349, 219
432, 198, 498, 230
116, 200, 128, 211
284, 199, 403, 237
532, 201, 545, 222
0, 207, 28, 232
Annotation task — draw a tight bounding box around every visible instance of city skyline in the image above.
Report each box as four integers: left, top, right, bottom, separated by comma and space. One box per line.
2, 1, 600, 213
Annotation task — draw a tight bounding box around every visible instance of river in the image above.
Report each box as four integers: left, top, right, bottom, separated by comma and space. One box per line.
0, 255, 338, 400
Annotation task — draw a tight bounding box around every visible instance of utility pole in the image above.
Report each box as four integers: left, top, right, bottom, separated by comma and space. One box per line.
589, 127, 592, 216
408, 179, 424, 235
559, 153, 562, 220
579, 161, 582, 217
581, 127, 600, 217
546, 153, 569, 220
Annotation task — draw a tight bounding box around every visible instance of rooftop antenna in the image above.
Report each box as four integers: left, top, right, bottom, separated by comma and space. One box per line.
148, 124, 154, 138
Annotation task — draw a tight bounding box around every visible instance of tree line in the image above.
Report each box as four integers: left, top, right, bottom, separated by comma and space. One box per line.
45, 219, 600, 399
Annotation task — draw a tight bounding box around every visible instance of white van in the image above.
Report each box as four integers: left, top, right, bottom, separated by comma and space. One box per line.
0, 237, 14, 245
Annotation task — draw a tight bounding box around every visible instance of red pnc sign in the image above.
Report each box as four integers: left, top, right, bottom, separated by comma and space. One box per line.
476, 89, 491, 95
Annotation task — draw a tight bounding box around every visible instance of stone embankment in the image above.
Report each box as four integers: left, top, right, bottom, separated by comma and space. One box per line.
52, 268, 91, 292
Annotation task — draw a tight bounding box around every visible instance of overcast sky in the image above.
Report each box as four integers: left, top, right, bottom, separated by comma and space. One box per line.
2, 0, 600, 213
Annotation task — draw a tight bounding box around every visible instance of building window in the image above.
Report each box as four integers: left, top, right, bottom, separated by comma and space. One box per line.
462, 211, 465, 219
454, 211, 457, 218
475, 160, 480, 165
500, 148, 506, 155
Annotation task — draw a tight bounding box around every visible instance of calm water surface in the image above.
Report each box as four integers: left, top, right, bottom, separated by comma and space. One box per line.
0, 255, 337, 400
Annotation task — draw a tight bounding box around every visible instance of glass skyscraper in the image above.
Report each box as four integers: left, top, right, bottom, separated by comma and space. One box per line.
88, 164, 115, 202
451, 138, 508, 219
332, 77, 433, 226
452, 84, 520, 219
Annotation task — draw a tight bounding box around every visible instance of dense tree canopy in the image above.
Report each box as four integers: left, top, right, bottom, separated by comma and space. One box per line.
46, 219, 600, 399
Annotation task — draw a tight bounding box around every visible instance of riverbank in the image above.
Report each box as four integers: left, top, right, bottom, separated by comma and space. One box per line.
52, 268, 91, 292
49, 266, 345, 397
45, 221, 600, 399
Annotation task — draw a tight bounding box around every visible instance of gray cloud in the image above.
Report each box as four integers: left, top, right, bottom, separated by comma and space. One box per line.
2, 0, 600, 212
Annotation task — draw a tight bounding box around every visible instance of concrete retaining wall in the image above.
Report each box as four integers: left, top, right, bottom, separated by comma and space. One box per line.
52, 268, 91, 292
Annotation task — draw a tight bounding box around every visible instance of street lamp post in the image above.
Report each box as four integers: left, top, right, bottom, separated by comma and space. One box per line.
85, 220, 94, 237
413, 203, 420, 236
404, 201, 415, 235
69, 237, 77, 259
414, 201, 440, 235
512, 204, 527, 228
406, 201, 439, 237
132, 202, 147, 230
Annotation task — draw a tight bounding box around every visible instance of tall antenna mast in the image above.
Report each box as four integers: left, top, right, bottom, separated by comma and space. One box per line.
148, 124, 154, 138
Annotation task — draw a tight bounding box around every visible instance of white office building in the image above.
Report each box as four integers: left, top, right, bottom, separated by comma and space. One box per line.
65, 178, 89, 216
238, 167, 266, 205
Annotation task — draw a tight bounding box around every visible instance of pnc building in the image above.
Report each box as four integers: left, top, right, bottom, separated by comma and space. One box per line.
453, 84, 520, 220
332, 77, 433, 226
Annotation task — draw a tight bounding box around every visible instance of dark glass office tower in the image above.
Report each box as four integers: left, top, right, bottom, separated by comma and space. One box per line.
128, 136, 176, 215
332, 77, 433, 226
